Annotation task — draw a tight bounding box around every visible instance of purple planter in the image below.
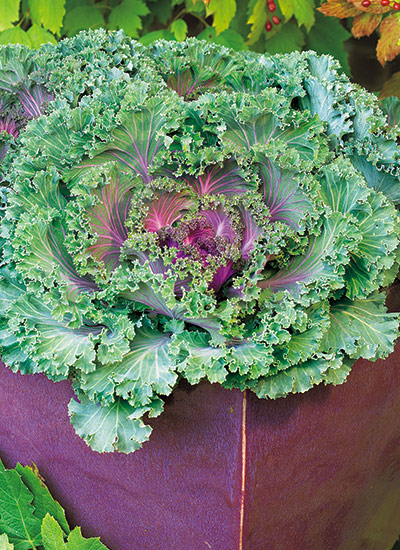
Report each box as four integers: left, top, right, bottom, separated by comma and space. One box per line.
1, 348, 400, 550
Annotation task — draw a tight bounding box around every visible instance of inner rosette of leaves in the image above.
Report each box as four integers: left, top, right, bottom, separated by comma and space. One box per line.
0, 35, 399, 453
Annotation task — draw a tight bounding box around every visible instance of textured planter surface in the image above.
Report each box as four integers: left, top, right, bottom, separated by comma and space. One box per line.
1, 346, 400, 550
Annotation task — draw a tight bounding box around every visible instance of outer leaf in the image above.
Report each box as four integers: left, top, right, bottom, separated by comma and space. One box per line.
321, 292, 399, 360
108, 0, 150, 38
258, 213, 358, 294
8, 293, 99, 378
14, 464, 69, 535
112, 326, 177, 399
252, 355, 342, 398
377, 13, 400, 66
28, 0, 66, 34
0, 0, 19, 31
350, 153, 400, 205
68, 394, 153, 453
206, 0, 237, 34
171, 330, 226, 384
0, 469, 42, 550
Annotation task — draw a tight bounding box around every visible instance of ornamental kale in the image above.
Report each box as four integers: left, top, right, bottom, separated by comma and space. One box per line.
0, 45, 53, 169
0, 31, 399, 453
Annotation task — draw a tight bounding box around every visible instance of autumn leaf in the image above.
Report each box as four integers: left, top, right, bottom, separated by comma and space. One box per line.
380, 71, 400, 99
377, 12, 400, 65
348, 0, 390, 14
352, 12, 381, 37
319, 0, 358, 19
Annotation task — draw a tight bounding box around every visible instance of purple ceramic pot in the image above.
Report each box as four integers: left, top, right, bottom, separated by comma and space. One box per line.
0, 344, 400, 550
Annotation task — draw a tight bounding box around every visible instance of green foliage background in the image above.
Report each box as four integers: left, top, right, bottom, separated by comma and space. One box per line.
0, 0, 352, 75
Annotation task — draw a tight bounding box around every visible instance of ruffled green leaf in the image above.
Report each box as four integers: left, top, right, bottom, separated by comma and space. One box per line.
68, 394, 152, 453
320, 292, 399, 360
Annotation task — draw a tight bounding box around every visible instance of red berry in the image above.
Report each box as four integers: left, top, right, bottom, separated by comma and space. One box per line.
394, 2, 400, 8
381, 0, 390, 5
272, 15, 281, 24
361, 0, 371, 6
268, 2, 276, 11
265, 20, 273, 31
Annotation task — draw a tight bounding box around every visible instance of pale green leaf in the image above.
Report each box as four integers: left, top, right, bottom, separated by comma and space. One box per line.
171, 19, 188, 42
0, 0, 19, 31
0, 27, 31, 47
41, 514, 66, 550
0, 533, 14, 550
320, 292, 399, 360
111, 326, 177, 399
207, 0, 237, 34
69, 394, 152, 453
66, 527, 108, 550
27, 25, 57, 48
278, 0, 315, 29
28, 0, 66, 33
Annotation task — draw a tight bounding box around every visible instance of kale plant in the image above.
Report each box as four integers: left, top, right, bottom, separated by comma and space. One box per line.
0, 31, 399, 453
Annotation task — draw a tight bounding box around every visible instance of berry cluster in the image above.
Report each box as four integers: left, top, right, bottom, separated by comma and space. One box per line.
265, 0, 280, 31
361, 0, 400, 8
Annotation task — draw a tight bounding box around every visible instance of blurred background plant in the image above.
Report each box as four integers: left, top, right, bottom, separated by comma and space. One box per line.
0, 0, 399, 97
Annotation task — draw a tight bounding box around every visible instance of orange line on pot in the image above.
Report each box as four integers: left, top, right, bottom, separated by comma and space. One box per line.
239, 389, 247, 550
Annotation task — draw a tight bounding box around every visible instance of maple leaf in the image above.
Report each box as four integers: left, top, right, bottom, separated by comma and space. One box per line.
352, 12, 382, 37
377, 13, 400, 65
319, 0, 358, 19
